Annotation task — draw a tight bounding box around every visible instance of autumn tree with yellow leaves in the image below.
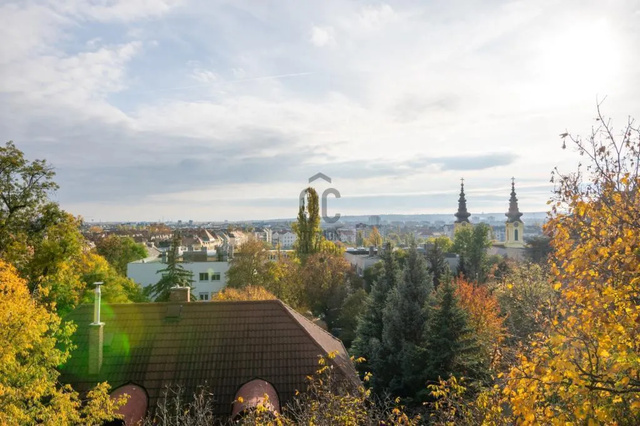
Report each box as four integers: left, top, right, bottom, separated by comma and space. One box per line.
0, 259, 125, 425
504, 106, 640, 424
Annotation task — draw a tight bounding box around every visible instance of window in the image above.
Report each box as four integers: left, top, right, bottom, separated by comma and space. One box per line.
199, 292, 209, 301
211, 272, 221, 281
515, 229, 519, 241
199, 272, 208, 281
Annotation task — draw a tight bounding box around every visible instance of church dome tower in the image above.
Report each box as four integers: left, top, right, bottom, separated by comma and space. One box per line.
454, 178, 471, 232
504, 178, 525, 248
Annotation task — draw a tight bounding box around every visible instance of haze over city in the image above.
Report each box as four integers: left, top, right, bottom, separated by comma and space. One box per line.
2, 0, 639, 221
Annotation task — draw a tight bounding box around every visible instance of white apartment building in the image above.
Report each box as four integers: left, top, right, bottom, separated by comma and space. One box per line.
272, 230, 297, 248
127, 257, 230, 301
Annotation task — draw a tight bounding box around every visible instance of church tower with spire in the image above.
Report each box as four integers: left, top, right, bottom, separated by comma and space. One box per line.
504, 178, 525, 248
454, 178, 471, 233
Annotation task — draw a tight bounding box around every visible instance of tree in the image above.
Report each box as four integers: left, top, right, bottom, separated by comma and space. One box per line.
0, 259, 125, 425
333, 288, 368, 349
426, 240, 451, 289
95, 235, 147, 276
352, 244, 403, 386
492, 262, 554, 347
300, 252, 353, 330
356, 229, 365, 246
452, 223, 491, 283
366, 226, 383, 247
362, 259, 384, 292
147, 231, 193, 301
427, 235, 453, 254
292, 187, 321, 261
79, 252, 146, 304
424, 280, 489, 388
226, 237, 273, 289
455, 279, 507, 370
0, 141, 58, 256
380, 243, 434, 398
504, 107, 640, 424
212, 285, 277, 301
526, 234, 553, 264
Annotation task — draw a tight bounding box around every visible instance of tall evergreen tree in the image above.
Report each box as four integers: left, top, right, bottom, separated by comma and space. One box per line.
426, 240, 450, 289
147, 231, 194, 301
380, 243, 433, 397
292, 187, 321, 262
424, 280, 489, 388
352, 243, 402, 382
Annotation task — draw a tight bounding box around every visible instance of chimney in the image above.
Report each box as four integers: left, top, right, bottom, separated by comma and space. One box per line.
169, 286, 190, 302
89, 282, 104, 375
368, 246, 374, 257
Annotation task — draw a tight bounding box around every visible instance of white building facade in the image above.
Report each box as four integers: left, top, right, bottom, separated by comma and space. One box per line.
127, 258, 230, 301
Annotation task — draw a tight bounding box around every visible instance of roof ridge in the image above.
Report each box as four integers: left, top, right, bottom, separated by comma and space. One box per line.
279, 301, 343, 344
73, 300, 281, 308
275, 301, 357, 383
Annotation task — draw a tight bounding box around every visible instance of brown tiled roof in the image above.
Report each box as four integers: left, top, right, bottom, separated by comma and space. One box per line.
59, 300, 357, 418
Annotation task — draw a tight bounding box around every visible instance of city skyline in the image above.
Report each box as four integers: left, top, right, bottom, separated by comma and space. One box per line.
2, 0, 639, 221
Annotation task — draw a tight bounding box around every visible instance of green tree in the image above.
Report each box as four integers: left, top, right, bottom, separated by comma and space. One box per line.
95, 235, 148, 276
292, 187, 321, 261
356, 229, 365, 246
492, 262, 554, 347
0, 141, 58, 257
426, 240, 451, 289
525, 234, 552, 264
333, 288, 368, 349
226, 237, 273, 289
352, 244, 402, 384
147, 231, 193, 301
428, 235, 454, 254
300, 252, 353, 330
452, 223, 491, 283
424, 280, 489, 388
381, 243, 434, 398
0, 259, 125, 425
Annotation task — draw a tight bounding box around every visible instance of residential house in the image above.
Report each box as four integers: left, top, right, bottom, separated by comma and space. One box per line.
59, 288, 358, 424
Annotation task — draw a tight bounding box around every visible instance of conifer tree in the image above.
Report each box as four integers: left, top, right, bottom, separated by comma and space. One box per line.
352, 243, 402, 382
426, 240, 450, 289
380, 243, 434, 397
147, 231, 194, 301
424, 280, 489, 388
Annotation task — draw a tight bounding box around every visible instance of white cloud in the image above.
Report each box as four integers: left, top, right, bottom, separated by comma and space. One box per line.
310, 26, 336, 47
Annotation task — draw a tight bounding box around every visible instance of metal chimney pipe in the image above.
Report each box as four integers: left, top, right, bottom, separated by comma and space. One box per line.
92, 282, 104, 325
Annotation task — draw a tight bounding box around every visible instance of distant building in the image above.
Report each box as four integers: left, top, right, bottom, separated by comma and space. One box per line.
127, 254, 230, 301
344, 246, 380, 276
272, 230, 297, 248
369, 215, 381, 226
452, 178, 527, 260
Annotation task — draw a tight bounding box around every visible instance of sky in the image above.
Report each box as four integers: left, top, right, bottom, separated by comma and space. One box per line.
1, 0, 639, 222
